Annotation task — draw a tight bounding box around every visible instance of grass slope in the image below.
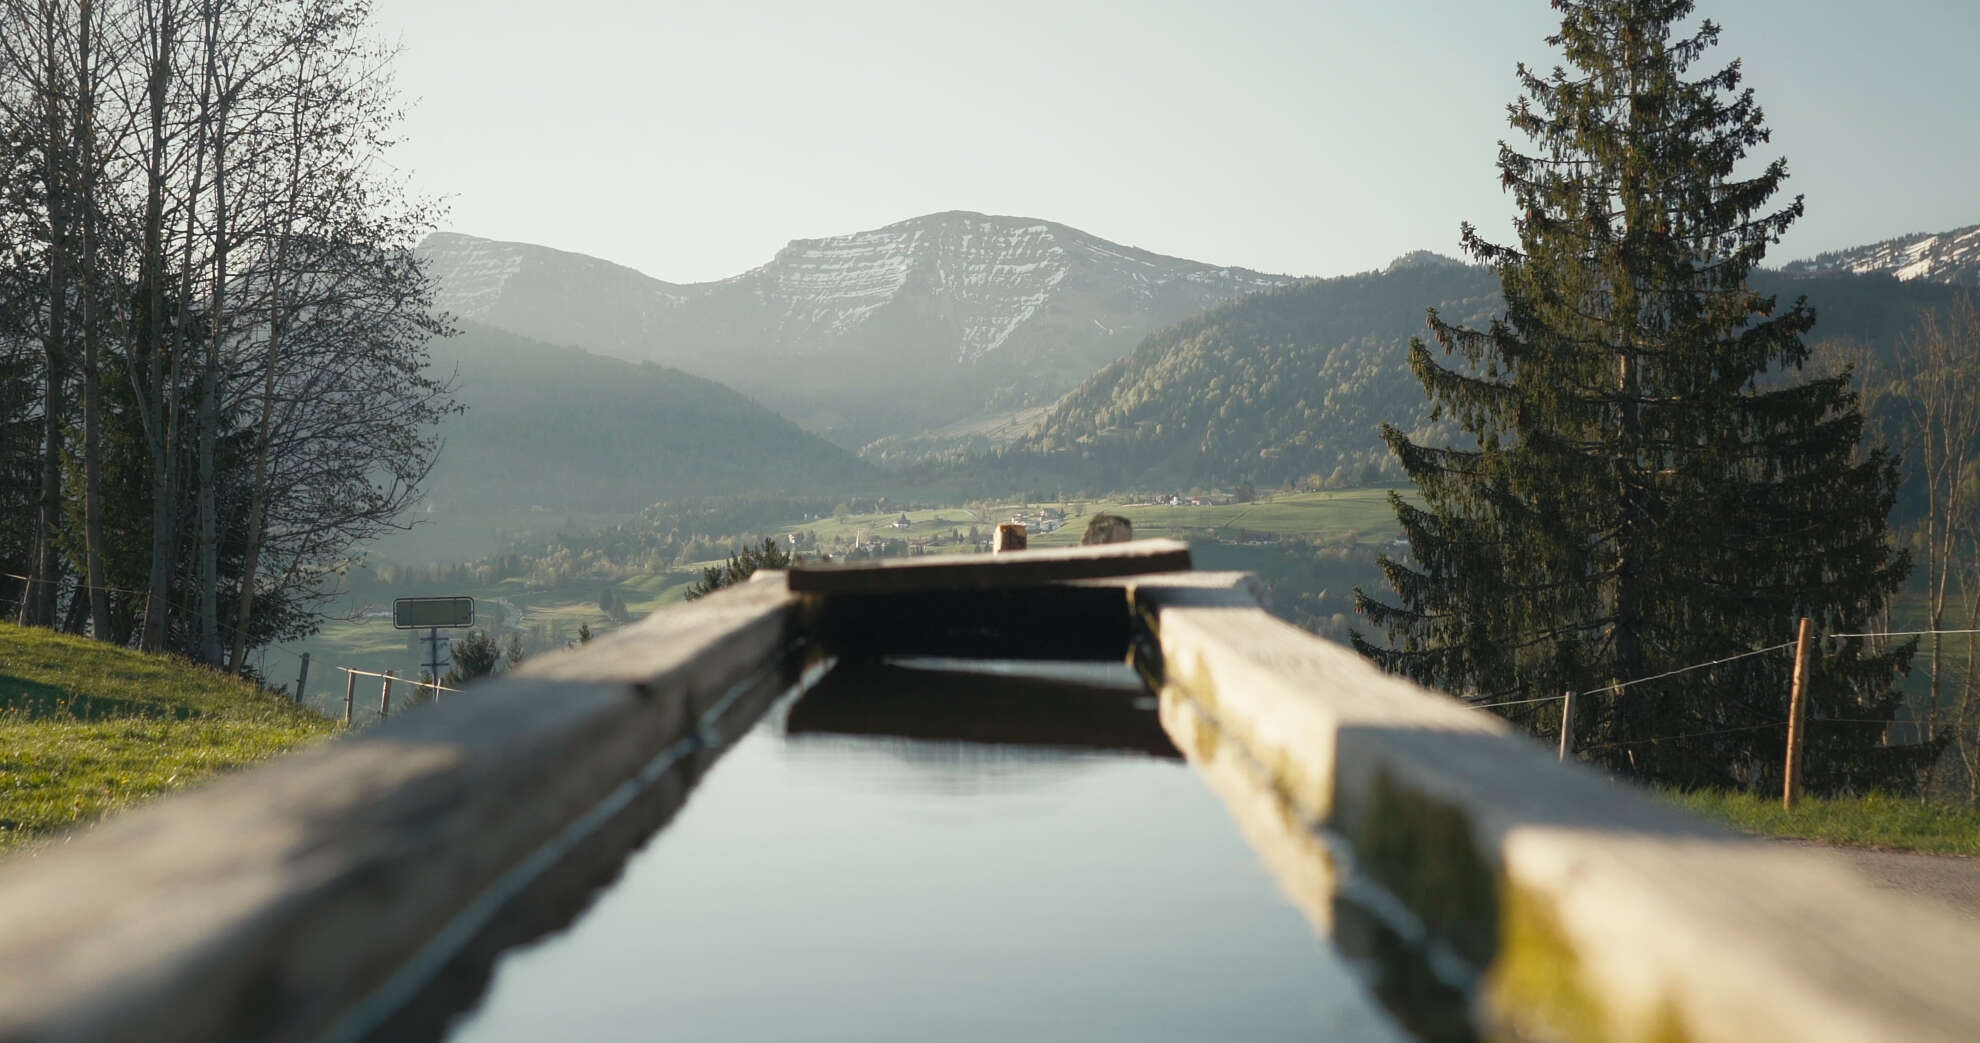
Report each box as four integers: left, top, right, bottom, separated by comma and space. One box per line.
1668, 789, 1980, 855
0, 624, 336, 854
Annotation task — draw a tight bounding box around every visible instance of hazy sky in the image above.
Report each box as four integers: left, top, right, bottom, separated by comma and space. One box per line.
374, 0, 1980, 284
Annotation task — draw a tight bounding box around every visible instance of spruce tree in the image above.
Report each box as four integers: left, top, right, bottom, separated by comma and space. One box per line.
1354, 1, 1925, 790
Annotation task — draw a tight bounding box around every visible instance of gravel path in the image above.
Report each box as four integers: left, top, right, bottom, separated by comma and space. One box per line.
1782, 840, 1980, 920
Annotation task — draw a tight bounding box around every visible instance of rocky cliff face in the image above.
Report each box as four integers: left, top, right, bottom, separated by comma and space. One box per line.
419, 212, 1293, 446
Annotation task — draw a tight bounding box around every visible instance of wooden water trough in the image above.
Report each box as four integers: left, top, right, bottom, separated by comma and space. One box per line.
2, 539, 1979, 1042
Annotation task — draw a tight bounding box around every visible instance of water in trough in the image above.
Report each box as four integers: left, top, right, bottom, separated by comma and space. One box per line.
443, 659, 1407, 1042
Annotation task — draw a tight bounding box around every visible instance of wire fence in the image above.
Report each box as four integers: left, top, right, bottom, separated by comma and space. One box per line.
337, 666, 461, 696
1466, 641, 1801, 711
2, 571, 488, 728
1461, 626, 1979, 757
335, 666, 464, 728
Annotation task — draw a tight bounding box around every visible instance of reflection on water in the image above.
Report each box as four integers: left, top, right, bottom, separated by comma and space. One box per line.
445, 661, 1405, 1043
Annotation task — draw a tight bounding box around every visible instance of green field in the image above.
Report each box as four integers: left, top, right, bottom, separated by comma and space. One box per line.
364, 505, 638, 566
780, 506, 992, 546
0, 623, 337, 854
1026, 488, 1408, 547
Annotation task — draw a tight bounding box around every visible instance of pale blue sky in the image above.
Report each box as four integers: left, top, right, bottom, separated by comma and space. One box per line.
375, 0, 1980, 283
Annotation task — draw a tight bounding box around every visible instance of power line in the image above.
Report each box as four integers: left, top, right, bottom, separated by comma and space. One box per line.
1468, 692, 1569, 710
1579, 721, 1783, 753
1463, 626, 1980, 713
1828, 628, 1980, 640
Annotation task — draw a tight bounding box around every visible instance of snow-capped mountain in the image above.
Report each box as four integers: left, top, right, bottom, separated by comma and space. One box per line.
1782, 223, 1980, 287
418, 212, 1294, 446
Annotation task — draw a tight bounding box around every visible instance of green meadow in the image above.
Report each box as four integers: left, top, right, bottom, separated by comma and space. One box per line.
0, 623, 337, 854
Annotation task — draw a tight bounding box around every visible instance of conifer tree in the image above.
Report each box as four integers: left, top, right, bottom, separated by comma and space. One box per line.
1355, 1, 1925, 790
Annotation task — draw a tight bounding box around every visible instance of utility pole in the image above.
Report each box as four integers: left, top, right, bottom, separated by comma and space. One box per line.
1784, 617, 1814, 810
421, 627, 449, 696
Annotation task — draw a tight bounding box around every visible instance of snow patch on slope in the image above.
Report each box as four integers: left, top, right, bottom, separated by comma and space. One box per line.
1786, 223, 1980, 286
420, 233, 525, 318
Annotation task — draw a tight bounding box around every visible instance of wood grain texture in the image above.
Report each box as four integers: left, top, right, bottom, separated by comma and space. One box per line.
786, 538, 1190, 594
1130, 576, 1980, 1043
0, 578, 798, 1043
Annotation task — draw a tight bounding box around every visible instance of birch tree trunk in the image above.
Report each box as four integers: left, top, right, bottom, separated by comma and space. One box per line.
136, 0, 178, 652
74, 0, 112, 640
195, 0, 226, 665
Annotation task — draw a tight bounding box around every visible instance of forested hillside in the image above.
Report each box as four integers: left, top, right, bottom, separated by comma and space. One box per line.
927, 259, 1965, 496
424, 322, 880, 511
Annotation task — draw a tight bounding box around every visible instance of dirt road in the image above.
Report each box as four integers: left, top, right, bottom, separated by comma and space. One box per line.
1784, 840, 1980, 920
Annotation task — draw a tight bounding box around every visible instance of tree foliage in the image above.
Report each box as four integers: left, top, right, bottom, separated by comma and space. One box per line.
441, 629, 501, 688
1355, 1, 1923, 791
0, 0, 453, 665
684, 537, 790, 601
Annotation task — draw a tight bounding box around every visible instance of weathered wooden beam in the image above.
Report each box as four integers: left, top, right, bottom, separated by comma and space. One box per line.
787, 537, 1190, 595
0, 575, 800, 1043
1128, 575, 1980, 1043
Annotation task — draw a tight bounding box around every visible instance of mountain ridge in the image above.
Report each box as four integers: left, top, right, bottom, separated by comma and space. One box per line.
1782, 222, 1980, 286
926, 262, 1969, 497
418, 212, 1299, 446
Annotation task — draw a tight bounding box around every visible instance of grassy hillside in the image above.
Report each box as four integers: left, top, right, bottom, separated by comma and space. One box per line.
0, 624, 336, 854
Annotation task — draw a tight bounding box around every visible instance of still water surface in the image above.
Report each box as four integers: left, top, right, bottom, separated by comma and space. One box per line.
446, 661, 1406, 1042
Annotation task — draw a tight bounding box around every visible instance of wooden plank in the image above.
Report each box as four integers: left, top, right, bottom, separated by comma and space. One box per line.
786, 537, 1190, 595
0, 577, 799, 1043
1128, 575, 1980, 1043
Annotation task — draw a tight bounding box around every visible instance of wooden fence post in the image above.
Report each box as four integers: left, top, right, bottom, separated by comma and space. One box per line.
343, 669, 356, 726
1559, 690, 1576, 762
293, 653, 310, 706
993, 523, 1028, 553
1784, 616, 1814, 810
379, 670, 395, 721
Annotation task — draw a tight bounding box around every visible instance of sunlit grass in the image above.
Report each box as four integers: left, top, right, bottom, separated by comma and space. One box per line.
0, 623, 336, 854
1667, 788, 1980, 855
